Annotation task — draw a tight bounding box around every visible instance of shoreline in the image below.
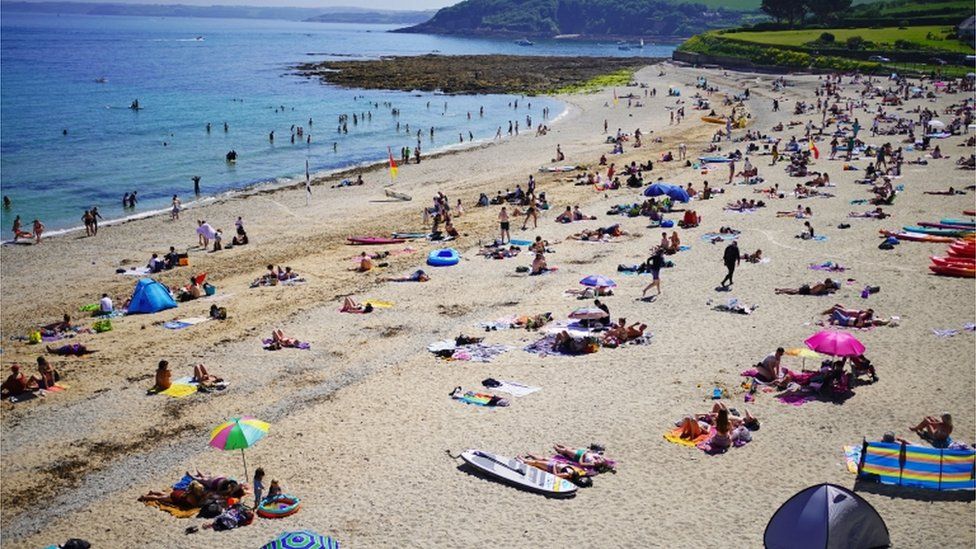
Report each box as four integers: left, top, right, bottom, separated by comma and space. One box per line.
7, 102, 573, 242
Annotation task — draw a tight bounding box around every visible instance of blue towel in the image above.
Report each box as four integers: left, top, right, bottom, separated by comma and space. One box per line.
509, 239, 532, 246
172, 473, 194, 490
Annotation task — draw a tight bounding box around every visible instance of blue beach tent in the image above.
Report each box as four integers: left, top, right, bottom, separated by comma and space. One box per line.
127, 278, 177, 314
764, 483, 890, 549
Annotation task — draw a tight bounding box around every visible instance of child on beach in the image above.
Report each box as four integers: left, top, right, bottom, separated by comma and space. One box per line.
253, 468, 265, 509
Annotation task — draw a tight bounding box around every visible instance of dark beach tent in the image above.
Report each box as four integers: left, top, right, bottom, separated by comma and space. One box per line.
127, 278, 177, 314
764, 483, 890, 549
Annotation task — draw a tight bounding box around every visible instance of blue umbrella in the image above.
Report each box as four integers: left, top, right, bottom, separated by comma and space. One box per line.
644, 183, 690, 203
261, 531, 340, 549
580, 274, 616, 288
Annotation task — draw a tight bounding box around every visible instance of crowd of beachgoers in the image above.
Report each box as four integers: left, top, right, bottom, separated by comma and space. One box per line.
1, 63, 974, 548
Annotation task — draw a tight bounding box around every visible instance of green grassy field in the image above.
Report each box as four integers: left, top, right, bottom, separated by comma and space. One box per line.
729, 25, 974, 53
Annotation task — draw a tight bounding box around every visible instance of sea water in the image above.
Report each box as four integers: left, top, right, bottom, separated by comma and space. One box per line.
0, 12, 675, 232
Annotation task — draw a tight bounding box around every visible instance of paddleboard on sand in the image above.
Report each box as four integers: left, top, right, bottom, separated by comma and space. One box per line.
384, 189, 412, 201
347, 236, 406, 245
460, 449, 577, 497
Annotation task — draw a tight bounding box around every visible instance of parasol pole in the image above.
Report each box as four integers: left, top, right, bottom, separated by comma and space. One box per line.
241, 449, 249, 481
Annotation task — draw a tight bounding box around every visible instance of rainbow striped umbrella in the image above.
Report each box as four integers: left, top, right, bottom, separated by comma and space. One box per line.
208, 416, 269, 480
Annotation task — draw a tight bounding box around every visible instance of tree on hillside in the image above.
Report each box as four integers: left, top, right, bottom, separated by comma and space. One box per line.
805, 0, 852, 21
761, 0, 807, 27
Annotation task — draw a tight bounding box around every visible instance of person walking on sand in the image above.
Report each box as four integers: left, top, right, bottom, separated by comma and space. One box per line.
91, 207, 103, 235
82, 209, 94, 237
32, 218, 44, 244
171, 195, 181, 221
498, 206, 510, 244
721, 240, 740, 287
642, 248, 665, 297
521, 195, 538, 230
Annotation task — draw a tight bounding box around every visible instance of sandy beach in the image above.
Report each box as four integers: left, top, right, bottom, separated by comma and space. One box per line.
1, 63, 974, 548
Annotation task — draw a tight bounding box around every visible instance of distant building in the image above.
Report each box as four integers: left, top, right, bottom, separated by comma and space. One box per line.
958, 16, 975, 43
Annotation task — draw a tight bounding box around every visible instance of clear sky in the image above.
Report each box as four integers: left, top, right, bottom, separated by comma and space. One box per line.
14, 0, 457, 9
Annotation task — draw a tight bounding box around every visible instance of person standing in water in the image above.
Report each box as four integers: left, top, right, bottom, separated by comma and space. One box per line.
2, 196, 10, 209
192, 176, 201, 195
223, 122, 229, 132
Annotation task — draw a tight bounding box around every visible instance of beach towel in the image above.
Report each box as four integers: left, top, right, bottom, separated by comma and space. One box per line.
120, 267, 152, 276
509, 239, 533, 246
490, 380, 540, 397
701, 232, 738, 242
159, 384, 197, 398
809, 261, 846, 272
163, 317, 211, 330
478, 315, 516, 331
844, 445, 862, 474
452, 390, 507, 407
933, 329, 960, 338
142, 499, 200, 518
664, 426, 709, 448
364, 300, 394, 309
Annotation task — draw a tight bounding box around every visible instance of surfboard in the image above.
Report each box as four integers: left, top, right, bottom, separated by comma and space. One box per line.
391, 232, 428, 239
460, 450, 577, 497
347, 236, 405, 245
384, 189, 412, 201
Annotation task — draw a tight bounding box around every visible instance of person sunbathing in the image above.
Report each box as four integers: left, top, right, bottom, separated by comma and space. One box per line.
384, 269, 429, 282
923, 187, 963, 195
1, 365, 36, 398
153, 360, 172, 392
518, 454, 592, 486
849, 207, 889, 219
822, 304, 892, 327
45, 343, 95, 356
552, 444, 615, 472
702, 409, 733, 451
356, 252, 373, 272
41, 314, 74, 334
602, 318, 646, 346
139, 480, 206, 508
340, 297, 374, 314
192, 364, 223, 388
775, 278, 839, 295
32, 357, 60, 390
695, 402, 758, 430
572, 205, 596, 221
553, 331, 598, 355
270, 329, 302, 348
530, 252, 550, 275
909, 413, 953, 446
743, 249, 763, 263
555, 206, 573, 223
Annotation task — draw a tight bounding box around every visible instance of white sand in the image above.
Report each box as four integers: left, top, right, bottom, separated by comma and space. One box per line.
1, 63, 974, 548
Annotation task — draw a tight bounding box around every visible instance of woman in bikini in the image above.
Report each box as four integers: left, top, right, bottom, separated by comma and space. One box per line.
518, 454, 592, 486
552, 444, 614, 472
521, 195, 538, 230
340, 297, 373, 314
909, 413, 953, 446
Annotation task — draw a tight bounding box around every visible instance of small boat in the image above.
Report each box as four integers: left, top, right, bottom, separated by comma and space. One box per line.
515, 38, 534, 46
94, 77, 107, 84
929, 264, 975, 278
639, 38, 645, 48
617, 41, 631, 51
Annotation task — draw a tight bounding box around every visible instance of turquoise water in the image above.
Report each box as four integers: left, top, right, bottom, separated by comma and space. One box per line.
0, 13, 675, 231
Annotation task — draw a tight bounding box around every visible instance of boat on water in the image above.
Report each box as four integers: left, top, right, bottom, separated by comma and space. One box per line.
94, 77, 107, 84
617, 40, 631, 51
515, 38, 534, 46
639, 38, 645, 48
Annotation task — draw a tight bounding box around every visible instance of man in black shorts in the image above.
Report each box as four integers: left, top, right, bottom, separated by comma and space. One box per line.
721, 240, 740, 287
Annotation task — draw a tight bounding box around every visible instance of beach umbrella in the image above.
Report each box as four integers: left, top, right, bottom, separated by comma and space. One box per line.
785, 347, 822, 368
643, 182, 690, 203
804, 331, 865, 357
927, 120, 945, 129
580, 274, 616, 288
262, 531, 340, 549
569, 307, 607, 320
209, 416, 269, 480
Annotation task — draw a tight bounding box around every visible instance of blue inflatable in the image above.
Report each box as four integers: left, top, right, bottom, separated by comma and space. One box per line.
427, 248, 460, 266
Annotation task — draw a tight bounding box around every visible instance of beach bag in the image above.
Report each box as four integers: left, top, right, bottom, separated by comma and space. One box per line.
203, 283, 216, 296
62, 540, 91, 549
198, 501, 223, 519
93, 319, 113, 333
28, 330, 41, 344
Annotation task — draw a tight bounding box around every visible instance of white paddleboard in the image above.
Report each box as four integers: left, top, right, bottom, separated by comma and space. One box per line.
460, 449, 577, 497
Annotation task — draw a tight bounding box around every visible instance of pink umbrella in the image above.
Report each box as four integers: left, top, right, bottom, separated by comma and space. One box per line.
804, 331, 865, 357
